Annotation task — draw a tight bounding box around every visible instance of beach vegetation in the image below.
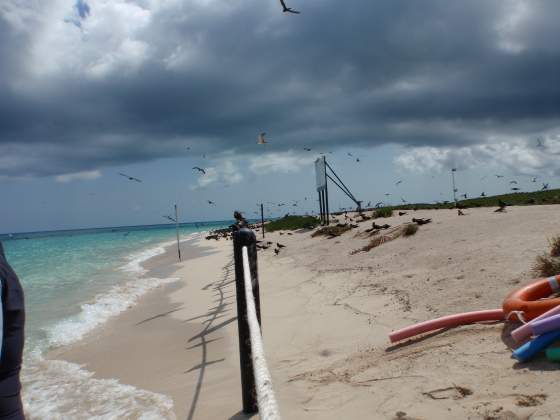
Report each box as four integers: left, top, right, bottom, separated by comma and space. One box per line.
374, 207, 393, 218
265, 215, 319, 232
403, 223, 419, 236
549, 235, 560, 257
311, 224, 353, 238
533, 254, 560, 277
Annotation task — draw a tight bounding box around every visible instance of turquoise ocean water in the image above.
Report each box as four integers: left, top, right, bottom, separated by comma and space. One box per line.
1, 222, 230, 419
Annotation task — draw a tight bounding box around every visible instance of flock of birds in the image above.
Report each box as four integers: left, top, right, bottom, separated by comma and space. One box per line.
116, 135, 554, 220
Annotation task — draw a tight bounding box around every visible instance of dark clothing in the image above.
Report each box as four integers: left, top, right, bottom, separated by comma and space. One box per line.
0, 243, 25, 419
0, 394, 24, 419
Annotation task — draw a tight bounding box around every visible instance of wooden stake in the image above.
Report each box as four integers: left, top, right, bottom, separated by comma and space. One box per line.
174, 204, 181, 261
260, 203, 265, 239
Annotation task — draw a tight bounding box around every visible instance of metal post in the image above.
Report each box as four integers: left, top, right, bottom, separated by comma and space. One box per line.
233, 228, 261, 414
174, 204, 181, 261
318, 190, 324, 224
451, 168, 458, 205
260, 203, 265, 239
323, 158, 329, 225
324, 184, 330, 226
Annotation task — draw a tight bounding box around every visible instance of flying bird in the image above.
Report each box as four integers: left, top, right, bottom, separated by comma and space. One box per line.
258, 132, 267, 144
347, 152, 353, 157
279, 0, 300, 13
366, 201, 371, 207
119, 173, 142, 183
303, 147, 312, 151
532, 177, 538, 183
207, 200, 216, 205
536, 138, 545, 148
511, 187, 520, 191
481, 192, 486, 197
356, 158, 360, 163
192, 167, 206, 174
509, 180, 518, 185
395, 180, 403, 186
384, 193, 391, 196
163, 215, 176, 223
401, 197, 407, 203
495, 175, 504, 178
542, 183, 549, 190
375, 202, 383, 208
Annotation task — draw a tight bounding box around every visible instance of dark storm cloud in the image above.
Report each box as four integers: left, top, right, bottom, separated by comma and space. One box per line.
2, 0, 560, 177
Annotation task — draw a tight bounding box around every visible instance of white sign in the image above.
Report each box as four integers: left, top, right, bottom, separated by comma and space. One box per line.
315, 156, 327, 191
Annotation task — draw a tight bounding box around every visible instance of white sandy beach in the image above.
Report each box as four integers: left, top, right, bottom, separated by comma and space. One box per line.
52, 205, 560, 419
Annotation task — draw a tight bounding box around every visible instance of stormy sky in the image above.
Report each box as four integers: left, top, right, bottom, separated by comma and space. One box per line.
2, 0, 560, 232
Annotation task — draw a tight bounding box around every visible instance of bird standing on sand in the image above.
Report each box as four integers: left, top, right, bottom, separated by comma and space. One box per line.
119, 173, 142, 183
258, 132, 267, 144
279, 0, 300, 13
192, 167, 206, 174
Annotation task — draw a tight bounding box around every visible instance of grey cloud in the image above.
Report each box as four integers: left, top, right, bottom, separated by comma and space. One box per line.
2, 0, 560, 177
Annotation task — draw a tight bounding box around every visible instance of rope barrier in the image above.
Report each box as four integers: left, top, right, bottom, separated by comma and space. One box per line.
242, 246, 281, 420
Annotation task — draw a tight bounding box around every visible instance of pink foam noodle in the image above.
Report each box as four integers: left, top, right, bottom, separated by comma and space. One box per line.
389, 309, 505, 343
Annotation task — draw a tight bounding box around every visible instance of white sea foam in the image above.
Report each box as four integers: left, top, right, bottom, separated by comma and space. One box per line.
45, 233, 204, 348
46, 275, 178, 347
23, 357, 176, 420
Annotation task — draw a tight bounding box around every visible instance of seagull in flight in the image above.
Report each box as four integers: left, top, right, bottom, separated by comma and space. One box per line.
192, 167, 206, 174
119, 173, 142, 183
495, 174, 504, 178
163, 215, 176, 223
401, 197, 407, 203
303, 147, 312, 151
279, 0, 300, 13
208, 200, 216, 205
542, 183, 549, 190
509, 180, 518, 185
395, 180, 402, 186
511, 187, 520, 191
532, 177, 538, 183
